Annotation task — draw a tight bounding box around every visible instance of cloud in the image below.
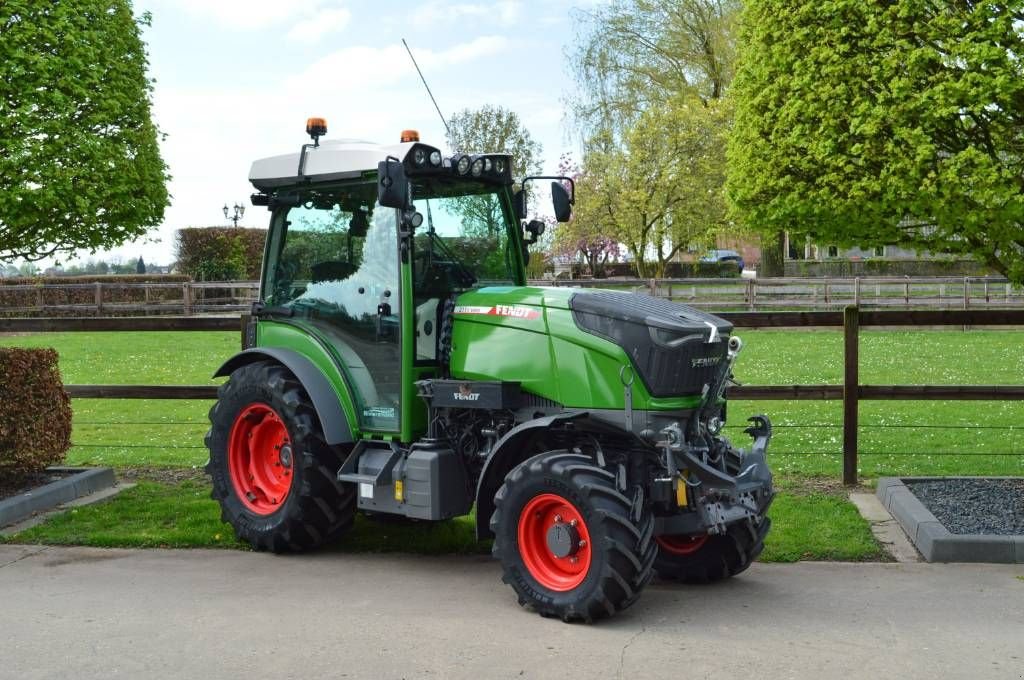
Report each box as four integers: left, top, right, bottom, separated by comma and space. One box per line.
286, 8, 352, 42
285, 36, 510, 92
169, 0, 321, 30
410, 1, 522, 26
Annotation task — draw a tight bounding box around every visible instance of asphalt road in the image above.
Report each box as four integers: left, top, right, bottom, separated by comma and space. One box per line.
1, 545, 1022, 680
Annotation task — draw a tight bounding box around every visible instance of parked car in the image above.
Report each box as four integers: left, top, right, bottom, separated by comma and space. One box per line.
701, 249, 744, 271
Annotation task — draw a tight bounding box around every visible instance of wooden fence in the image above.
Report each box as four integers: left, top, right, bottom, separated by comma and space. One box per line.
535, 276, 1024, 311
2, 307, 1023, 485
2, 276, 1023, 315
0, 281, 259, 316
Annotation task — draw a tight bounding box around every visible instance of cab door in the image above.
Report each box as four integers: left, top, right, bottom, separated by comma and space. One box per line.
262, 185, 403, 433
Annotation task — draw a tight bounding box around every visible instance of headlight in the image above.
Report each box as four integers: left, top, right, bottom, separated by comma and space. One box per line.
456, 155, 471, 175
471, 157, 484, 177
413, 148, 427, 167
430, 150, 442, 166
494, 158, 506, 175
484, 158, 493, 172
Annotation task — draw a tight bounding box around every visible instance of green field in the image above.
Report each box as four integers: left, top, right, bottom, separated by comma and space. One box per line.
2, 327, 1021, 558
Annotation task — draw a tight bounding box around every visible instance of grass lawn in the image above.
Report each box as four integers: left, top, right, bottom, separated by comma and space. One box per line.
0, 477, 885, 562
2, 327, 1021, 558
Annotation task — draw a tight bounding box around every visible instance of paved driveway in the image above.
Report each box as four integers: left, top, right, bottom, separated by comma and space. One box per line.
1, 545, 1022, 680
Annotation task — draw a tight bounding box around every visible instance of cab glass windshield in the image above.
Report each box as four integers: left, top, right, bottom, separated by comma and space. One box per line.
410, 180, 518, 293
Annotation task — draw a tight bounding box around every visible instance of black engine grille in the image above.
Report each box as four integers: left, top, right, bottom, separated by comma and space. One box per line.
570, 291, 733, 398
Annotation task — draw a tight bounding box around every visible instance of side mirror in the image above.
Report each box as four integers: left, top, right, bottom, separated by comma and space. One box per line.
525, 219, 546, 245
551, 182, 572, 223
512, 190, 527, 220
377, 157, 410, 209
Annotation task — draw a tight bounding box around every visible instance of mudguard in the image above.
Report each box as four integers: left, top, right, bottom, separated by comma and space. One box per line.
473, 412, 638, 539
214, 348, 354, 445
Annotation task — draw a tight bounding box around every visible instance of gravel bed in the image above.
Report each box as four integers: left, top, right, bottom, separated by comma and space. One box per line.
905, 479, 1024, 536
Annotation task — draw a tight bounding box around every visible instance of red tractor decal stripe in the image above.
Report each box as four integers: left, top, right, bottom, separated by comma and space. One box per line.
453, 305, 541, 320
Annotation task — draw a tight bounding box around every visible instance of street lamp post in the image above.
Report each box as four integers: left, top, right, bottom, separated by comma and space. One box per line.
223, 202, 245, 227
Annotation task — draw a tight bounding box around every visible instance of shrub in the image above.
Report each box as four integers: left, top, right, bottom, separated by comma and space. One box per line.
0, 348, 72, 475
176, 227, 266, 281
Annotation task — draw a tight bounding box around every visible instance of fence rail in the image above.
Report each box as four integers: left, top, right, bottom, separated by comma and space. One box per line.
0, 280, 259, 316
3, 276, 1024, 316
3, 307, 1023, 485
533, 275, 1024, 310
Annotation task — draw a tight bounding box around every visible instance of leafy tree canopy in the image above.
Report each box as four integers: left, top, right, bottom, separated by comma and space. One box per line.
445, 105, 542, 240
0, 1, 169, 262
728, 0, 1024, 282
565, 1, 743, 276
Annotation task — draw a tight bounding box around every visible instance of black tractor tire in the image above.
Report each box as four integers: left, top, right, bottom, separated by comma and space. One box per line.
204, 360, 356, 552
491, 450, 657, 622
654, 517, 771, 584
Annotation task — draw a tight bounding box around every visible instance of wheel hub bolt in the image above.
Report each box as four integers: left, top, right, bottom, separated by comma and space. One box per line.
279, 445, 293, 467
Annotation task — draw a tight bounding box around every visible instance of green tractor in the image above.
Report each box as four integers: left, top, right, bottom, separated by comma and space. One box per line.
206, 120, 774, 622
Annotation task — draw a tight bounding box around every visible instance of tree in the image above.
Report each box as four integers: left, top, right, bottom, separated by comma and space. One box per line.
728, 1, 1024, 282
444, 106, 543, 242
571, 0, 740, 137
136, 256, 146, 274
568, 0, 749, 274
0, 1, 169, 263
580, 99, 730, 278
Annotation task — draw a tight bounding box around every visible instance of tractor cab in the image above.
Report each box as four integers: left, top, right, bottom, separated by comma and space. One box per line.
247, 122, 567, 437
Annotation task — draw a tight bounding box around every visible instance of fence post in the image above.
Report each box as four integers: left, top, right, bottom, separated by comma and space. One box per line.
183, 282, 192, 315
648, 278, 657, 297
963, 276, 970, 310
240, 313, 252, 350
854, 277, 861, 307
843, 305, 859, 486
94, 282, 103, 316
746, 278, 755, 311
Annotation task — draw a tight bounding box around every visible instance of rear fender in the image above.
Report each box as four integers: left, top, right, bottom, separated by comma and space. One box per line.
214, 348, 354, 445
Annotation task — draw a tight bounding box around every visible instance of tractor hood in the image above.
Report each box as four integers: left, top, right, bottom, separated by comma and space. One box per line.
449, 286, 734, 406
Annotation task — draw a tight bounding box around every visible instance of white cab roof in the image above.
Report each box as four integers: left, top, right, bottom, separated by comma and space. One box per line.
249, 138, 434, 190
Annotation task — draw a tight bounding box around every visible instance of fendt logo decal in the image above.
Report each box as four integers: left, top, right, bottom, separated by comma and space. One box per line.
691, 356, 722, 369
453, 384, 481, 401
453, 305, 541, 320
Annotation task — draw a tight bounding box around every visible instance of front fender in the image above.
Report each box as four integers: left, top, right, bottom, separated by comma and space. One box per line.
214, 348, 354, 445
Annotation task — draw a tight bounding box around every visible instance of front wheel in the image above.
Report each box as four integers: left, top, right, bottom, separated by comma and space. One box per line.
490, 451, 656, 622
204, 361, 356, 552
654, 518, 771, 583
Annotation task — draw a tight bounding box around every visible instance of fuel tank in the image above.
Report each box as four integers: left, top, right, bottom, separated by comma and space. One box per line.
448, 286, 732, 410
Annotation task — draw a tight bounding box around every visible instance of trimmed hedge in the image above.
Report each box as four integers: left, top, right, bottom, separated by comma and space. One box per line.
559, 261, 743, 279
784, 258, 997, 278
0, 348, 72, 475
176, 227, 266, 281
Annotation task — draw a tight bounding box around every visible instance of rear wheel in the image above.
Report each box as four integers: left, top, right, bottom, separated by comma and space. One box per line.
491, 450, 656, 622
205, 361, 356, 552
654, 518, 770, 584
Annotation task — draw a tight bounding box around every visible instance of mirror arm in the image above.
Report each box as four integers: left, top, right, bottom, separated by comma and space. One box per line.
520, 175, 576, 204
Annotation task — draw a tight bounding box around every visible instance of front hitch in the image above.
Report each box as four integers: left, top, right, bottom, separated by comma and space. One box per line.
660, 415, 775, 536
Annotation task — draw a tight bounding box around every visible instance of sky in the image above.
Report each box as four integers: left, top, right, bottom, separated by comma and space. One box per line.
76, 0, 597, 267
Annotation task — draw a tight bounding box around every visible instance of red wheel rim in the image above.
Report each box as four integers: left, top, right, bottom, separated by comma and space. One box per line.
656, 534, 709, 556
227, 403, 294, 515
517, 493, 592, 591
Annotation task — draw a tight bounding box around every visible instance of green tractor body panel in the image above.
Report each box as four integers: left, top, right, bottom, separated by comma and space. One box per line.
448, 287, 703, 412
257, 320, 364, 439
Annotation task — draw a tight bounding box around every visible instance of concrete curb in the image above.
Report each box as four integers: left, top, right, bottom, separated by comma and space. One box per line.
0, 467, 115, 528
876, 477, 1024, 564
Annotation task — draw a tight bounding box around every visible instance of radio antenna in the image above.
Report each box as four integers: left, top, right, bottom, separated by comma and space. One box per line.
402, 38, 452, 140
